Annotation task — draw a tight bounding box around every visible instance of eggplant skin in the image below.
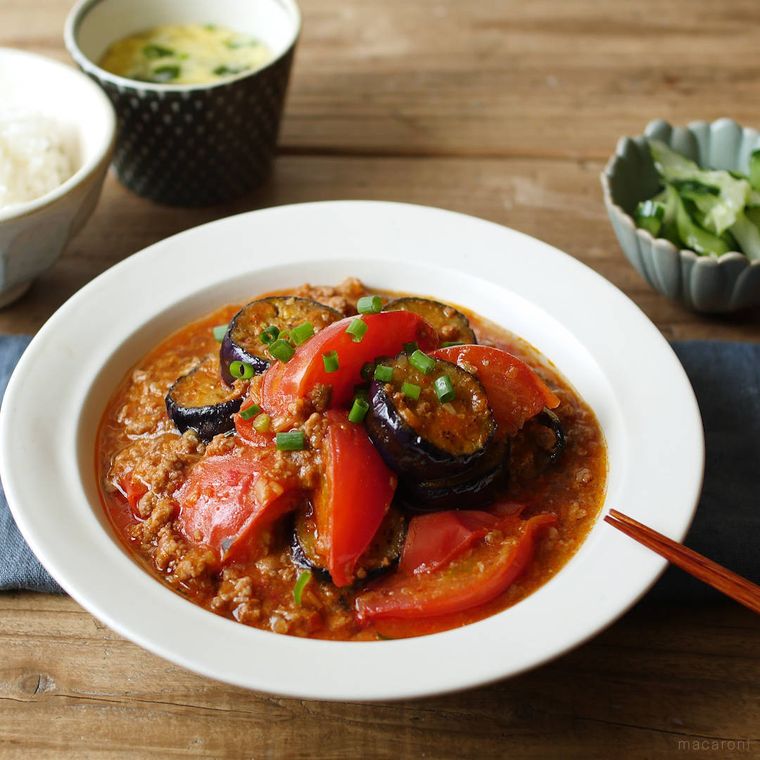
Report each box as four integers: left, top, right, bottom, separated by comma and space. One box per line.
384, 296, 476, 345
290, 530, 331, 582
220, 331, 269, 385
366, 388, 507, 511
220, 296, 341, 385
366, 376, 498, 483
537, 408, 565, 464
401, 442, 508, 511
165, 361, 243, 442
291, 508, 406, 584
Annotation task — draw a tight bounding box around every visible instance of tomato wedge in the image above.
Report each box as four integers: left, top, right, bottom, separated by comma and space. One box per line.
313, 410, 397, 587
355, 513, 557, 622
177, 451, 300, 562
262, 311, 438, 416
399, 510, 502, 575
234, 399, 275, 447
432, 345, 559, 437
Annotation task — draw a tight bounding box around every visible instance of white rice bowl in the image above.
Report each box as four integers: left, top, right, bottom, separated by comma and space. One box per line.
0, 109, 74, 210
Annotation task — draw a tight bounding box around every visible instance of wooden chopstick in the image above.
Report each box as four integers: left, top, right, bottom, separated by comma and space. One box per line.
604, 508, 760, 615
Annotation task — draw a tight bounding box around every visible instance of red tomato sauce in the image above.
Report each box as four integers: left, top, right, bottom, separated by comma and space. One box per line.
96, 279, 607, 640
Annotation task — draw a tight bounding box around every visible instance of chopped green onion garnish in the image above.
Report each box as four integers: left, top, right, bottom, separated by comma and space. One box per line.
143, 43, 174, 59
260, 325, 280, 344
441, 341, 464, 348
226, 38, 253, 49
374, 364, 393, 383
152, 65, 181, 83
253, 413, 271, 433
269, 339, 295, 363
213, 64, 247, 77
322, 350, 339, 373
348, 397, 370, 423
434, 375, 456, 403
410, 349, 435, 375
402, 381, 421, 400
291, 322, 314, 346
276, 430, 306, 451
229, 360, 254, 380
212, 324, 228, 342
239, 404, 261, 421
293, 570, 312, 606
346, 317, 368, 342
403, 341, 418, 355
357, 295, 382, 314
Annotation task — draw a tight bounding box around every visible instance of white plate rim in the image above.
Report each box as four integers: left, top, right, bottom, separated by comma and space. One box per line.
0, 200, 704, 701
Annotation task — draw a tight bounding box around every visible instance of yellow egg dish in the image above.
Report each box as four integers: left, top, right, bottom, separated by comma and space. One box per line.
99, 23, 272, 85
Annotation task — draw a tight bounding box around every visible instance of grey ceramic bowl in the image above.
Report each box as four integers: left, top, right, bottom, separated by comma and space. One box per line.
601, 118, 760, 313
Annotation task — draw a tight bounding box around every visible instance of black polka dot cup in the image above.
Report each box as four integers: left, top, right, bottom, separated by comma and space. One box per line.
64, 0, 300, 207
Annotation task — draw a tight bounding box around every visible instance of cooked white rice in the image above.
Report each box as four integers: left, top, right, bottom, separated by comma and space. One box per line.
0, 110, 74, 211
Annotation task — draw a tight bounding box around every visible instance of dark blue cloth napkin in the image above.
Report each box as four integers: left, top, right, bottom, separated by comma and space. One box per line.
0, 335, 61, 593
652, 340, 759, 601
0, 334, 757, 600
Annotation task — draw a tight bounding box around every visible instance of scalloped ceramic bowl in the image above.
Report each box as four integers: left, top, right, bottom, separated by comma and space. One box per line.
601, 118, 760, 313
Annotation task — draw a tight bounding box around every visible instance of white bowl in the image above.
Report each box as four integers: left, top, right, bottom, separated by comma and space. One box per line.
0, 201, 704, 701
0, 47, 115, 307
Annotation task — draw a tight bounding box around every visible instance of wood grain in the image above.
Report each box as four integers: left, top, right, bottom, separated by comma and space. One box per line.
1, 0, 759, 757
1, 594, 758, 759
1, 159, 758, 339
10, 1, 760, 159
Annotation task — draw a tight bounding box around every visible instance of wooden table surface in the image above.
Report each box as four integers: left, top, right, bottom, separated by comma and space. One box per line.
1, 1, 758, 757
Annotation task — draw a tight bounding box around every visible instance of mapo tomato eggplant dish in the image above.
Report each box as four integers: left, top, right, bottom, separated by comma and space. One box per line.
97, 279, 606, 640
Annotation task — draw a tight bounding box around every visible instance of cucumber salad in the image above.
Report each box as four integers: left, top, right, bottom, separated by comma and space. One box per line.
635, 141, 760, 261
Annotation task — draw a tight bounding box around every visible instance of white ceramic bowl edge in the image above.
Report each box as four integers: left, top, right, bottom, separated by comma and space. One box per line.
0, 201, 704, 700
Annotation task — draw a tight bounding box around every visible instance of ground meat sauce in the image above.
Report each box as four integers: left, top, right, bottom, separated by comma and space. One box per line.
97, 278, 607, 640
